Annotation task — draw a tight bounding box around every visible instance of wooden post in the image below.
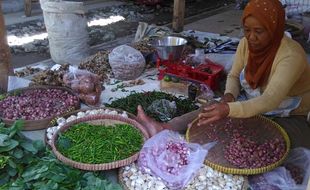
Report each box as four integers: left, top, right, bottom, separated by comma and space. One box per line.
25, 0, 32, 17
172, 0, 185, 33
0, 4, 12, 93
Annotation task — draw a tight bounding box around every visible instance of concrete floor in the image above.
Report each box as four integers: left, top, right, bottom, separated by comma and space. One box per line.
3, 0, 126, 26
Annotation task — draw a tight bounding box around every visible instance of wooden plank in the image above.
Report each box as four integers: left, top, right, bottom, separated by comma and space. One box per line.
172, 0, 185, 32
0, 4, 12, 93
25, 0, 32, 17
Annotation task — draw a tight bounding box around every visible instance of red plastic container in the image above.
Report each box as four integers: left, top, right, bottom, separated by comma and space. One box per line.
157, 58, 224, 91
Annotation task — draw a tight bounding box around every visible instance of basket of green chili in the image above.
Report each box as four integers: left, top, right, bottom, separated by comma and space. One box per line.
50, 114, 149, 171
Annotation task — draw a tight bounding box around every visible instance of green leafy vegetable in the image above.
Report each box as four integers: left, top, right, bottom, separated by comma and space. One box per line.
0, 121, 122, 190
107, 91, 198, 121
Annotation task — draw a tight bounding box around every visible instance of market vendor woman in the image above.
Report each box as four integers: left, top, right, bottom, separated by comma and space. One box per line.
136, 0, 310, 148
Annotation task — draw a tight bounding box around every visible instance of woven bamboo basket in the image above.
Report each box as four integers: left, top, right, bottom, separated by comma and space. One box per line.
186, 115, 291, 175
45, 107, 138, 146
0, 85, 80, 130
50, 114, 149, 171
118, 165, 249, 190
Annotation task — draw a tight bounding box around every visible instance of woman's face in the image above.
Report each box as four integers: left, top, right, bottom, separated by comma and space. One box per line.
243, 16, 271, 51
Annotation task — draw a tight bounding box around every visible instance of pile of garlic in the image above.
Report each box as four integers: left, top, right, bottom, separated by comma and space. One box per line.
46, 108, 129, 144
121, 163, 246, 190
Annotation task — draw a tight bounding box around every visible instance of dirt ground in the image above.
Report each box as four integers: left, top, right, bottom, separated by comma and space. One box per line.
10, 0, 235, 68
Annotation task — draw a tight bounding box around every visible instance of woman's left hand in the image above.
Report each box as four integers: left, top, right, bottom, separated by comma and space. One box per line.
198, 102, 230, 126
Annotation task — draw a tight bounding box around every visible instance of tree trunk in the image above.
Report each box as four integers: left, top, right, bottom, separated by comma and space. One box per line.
0, 4, 12, 93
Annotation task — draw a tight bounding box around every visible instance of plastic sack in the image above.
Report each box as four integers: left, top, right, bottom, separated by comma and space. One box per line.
63, 67, 102, 106
147, 99, 177, 122
138, 130, 216, 190
108, 45, 145, 80
249, 148, 310, 190
40, 0, 90, 65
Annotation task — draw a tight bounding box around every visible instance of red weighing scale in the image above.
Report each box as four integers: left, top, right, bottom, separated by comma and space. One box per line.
156, 56, 224, 91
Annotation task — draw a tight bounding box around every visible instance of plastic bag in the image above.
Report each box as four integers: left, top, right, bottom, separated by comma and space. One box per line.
196, 84, 214, 101
249, 148, 310, 190
147, 99, 177, 122
63, 67, 102, 106
40, 0, 90, 65
108, 45, 145, 80
138, 130, 216, 190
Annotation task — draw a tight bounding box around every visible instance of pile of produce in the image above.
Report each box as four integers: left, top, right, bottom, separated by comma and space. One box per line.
63, 70, 102, 106
120, 162, 246, 190
0, 120, 122, 190
0, 88, 79, 120
46, 108, 129, 144
56, 123, 144, 164
30, 64, 70, 86
79, 50, 112, 82
14, 66, 42, 78
106, 91, 198, 121
132, 39, 156, 56
203, 118, 287, 169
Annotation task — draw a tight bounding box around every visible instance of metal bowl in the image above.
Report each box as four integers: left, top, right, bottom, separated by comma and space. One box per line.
150, 36, 187, 61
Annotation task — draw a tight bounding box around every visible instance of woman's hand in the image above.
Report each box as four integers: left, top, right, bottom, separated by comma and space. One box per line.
198, 102, 230, 126
220, 93, 235, 103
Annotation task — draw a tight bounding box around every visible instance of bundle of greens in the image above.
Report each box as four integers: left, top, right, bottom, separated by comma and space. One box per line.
106, 91, 198, 121
0, 121, 122, 190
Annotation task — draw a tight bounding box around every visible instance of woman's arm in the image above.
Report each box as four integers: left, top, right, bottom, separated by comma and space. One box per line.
228, 46, 307, 118
224, 38, 247, 100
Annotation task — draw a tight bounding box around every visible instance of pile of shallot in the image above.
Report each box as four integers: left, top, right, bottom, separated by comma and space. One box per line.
203, 118, 286, 169
0, 89, 79, 120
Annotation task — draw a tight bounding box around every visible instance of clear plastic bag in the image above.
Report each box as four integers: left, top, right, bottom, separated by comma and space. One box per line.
138, 130, 216, 190
63, 67, 102, 106
146, 99, 177, 122
249, 148, 310, 190
196, 84, 214, 101
108, 45, 145, 80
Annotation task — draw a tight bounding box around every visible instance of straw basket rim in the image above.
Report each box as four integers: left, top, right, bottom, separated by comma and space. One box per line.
186, 115, 291, 175
0, 85, 80, 130
50, 114, 149, 171
45, 107, 138, 146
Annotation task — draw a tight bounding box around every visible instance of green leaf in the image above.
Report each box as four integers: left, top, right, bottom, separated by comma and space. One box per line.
8, 120, 24, 138
0, 134, 9, 146
0, 155, 9, 169
12, 149, 23, 159
20, 142, 37, 154
7, 167, 17, 177
0, 170, 10, 186
51, 174, 67, 183
8, 158, 16, 169
0, 140, 18, 153
33, 140, 45, 152
22, 165, 49, 182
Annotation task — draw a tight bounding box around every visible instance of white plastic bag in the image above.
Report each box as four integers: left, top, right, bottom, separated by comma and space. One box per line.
108, 45, 145, 80
138, 130, 216, 190
249, 148, 310, 190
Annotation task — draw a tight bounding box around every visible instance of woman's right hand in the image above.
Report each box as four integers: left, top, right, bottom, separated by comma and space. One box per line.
220, 93, 235, 103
